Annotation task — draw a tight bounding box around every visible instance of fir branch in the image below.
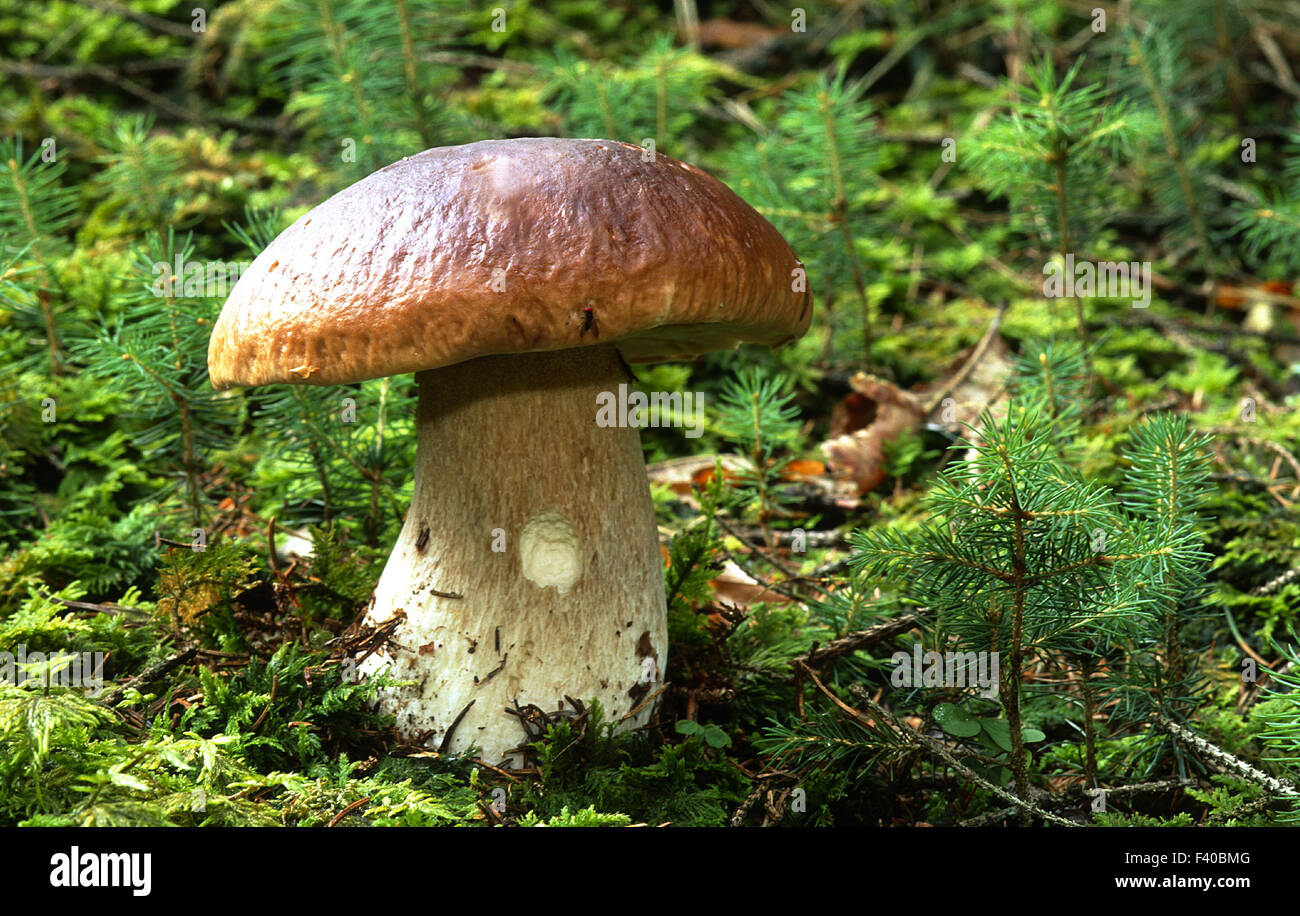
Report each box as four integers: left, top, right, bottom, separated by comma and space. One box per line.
965, 57, 1144, 358
729, 67, 877, 364
1154, 715, 1298, 799
1120, 24, 1218, 313
544, 34, 720, 150
852, 341, 1213, 812
266, 0, 468, 174
817, 666, 1079, 827
0, 138, 80, 375
712, 368, 803, 547
71, 231, 235, 526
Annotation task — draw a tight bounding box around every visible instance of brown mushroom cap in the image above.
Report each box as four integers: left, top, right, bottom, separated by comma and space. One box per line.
208, 138, 812, 389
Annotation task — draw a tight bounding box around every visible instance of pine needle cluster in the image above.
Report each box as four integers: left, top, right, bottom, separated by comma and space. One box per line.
847, 340, 1212, 807
965, 57, 1147, 347
731, 67, 878, 364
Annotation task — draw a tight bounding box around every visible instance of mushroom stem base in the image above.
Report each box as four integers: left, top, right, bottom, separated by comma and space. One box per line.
361, 345, 668, 764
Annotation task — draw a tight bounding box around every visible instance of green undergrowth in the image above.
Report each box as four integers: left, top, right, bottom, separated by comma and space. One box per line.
3, 0, 1300, 826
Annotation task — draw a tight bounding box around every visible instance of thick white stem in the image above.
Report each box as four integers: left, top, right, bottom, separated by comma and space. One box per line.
360, 345, 668, 764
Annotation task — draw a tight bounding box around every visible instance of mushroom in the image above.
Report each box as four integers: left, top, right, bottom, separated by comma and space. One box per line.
208, 138, 811, 763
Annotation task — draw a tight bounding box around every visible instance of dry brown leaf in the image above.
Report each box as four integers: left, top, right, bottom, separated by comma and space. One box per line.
645, 454, 747, 495
710, 560, 790, 607
820, 374, 926, 495
780, 458, 826, 480
696, 19, 786, 50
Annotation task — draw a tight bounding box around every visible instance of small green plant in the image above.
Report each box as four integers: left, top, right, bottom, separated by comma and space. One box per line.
732, 66, 878, 364
517, 805, 632, 827
153, 539, 259, 644
93, 115, 185, 238
265, 0, 472, 174
850, 341, 1211, 814
1232, 106, 1300, 277
1257, 640, 1300, 823
965, 57, 1146, 355
662, 468, 728, 650
72, 231, 236, 528
0, 138, 80, 377
1114, 16, 1225, 311
544, 34, 720, 151
932, 702, 1046, 787
674, 719, 731, 749
712, 367, 804, 547
519, 699, 747, 826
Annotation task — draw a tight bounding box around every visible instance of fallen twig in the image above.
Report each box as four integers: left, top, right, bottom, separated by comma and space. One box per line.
729, 783, 767, 827
1255, 568, 1300, 596
249, 674, 279, 732
797, 662, 1078, 826
39, 589, 142, 617
923, 303, 1007, 415
620, 682, 669, 722
99, 646, 198, 707
959, 805, 1019, 827
1153, 715, 1299, 798
796, 614, 922, 669
437, 699, 476, 754
327, 797, 370, 827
